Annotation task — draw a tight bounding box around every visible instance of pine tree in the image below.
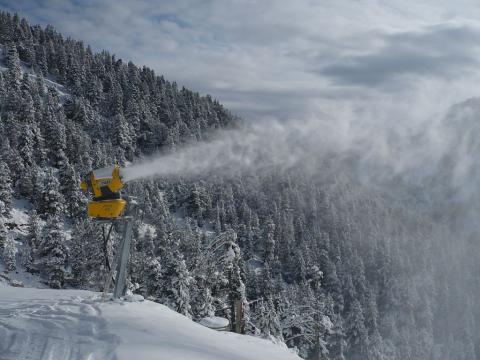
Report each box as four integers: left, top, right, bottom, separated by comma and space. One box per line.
18, 165, 42, 202
345, 298, 369, 359
3, 236, 16, 271
0, 161, 12, 216
35, 44, 48, 76
258, 297, 283, 340
72, 219, 106, 288
40, 214, 67, 288
31, 123, 47, 166
18, 125, 36, 168
172, 260, 193, 317
17, 127, 41, 198
59, 162, 85, 218
1, 126, 25, 186
5, 43, 21, 104
169, 256, 193, 318
214, 203, 223, 234
264, 219, 276, 267
19, 74, 36, 123
0, 202, 7, 250
194, 284, 216, 319
141, 255, 161, 297
42, 92, 67, 167
24, 209, 41, 273
39, 170, 63, 218
328, 313, 347, 360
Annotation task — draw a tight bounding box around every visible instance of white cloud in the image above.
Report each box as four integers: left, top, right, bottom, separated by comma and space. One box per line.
2, 0, 480, 121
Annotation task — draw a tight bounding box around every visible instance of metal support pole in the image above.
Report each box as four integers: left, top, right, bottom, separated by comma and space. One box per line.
113, 216, 134, 299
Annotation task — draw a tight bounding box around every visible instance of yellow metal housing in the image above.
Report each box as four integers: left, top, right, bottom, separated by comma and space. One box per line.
87, 199, 127, 218
81, 165, 127, 219
110, 166, 123, 193
80, 180, 88, 192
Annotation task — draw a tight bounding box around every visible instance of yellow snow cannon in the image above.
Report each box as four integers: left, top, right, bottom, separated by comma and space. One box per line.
80, 165, 127, 219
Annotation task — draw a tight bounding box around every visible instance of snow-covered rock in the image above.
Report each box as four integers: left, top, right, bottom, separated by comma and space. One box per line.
199, 316, 229, 330
122, 293, 145, 302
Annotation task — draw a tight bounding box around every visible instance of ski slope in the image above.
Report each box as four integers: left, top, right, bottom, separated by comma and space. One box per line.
0, 286, 300, 360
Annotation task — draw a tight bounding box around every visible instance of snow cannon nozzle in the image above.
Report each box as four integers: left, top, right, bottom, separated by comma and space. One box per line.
80, 165, 127, 219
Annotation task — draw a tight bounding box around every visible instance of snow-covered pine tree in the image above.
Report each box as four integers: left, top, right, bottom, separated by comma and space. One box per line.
39, 170, 63, 218
345, 298, 369, 360
42, 92, 67, 168
35, 43, 48, 76
130, 225, 160, 297
31, 122, 47, 166
214, 203, 223, 235
1, 120, 25, 184
59, 162, 85, 218
193, 283, 216, 319
0, 202, 7, 250
70, 218, 106, 289
328, 314, 347, 360
19, 142, 38, 192
112, 113, 134, 164
263, 218, 275, 267
0, 161, 12, 215
169, 255, 193, 318
40, 213, 68, 288
258, 297, 283, 341
24, 209, 41, 273
163, 251, 193, 317
5, 43, 21, 111
142, 256, 163, 300
141, 227, 156, 256
3, 236, 16, 271
19, 73, 35, 123
18, 124, 36, 167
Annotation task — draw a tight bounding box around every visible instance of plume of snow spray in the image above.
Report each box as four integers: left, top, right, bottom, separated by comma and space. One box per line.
122, 96, 480, 201
121, 118, 346, 182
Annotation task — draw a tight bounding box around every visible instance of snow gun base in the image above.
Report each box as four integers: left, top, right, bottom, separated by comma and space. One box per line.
87, 199, 127, 219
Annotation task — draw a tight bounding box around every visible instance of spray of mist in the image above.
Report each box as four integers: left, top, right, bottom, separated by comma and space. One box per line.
122, 118, 346, 182
122, 100, 463, 187
121, 96, 480, 244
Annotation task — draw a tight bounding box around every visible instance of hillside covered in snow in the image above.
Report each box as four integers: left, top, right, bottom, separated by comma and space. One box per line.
0, 285, 300, 360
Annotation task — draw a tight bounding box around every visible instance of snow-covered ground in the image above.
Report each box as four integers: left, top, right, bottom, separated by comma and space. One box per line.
0, 286, 300, 360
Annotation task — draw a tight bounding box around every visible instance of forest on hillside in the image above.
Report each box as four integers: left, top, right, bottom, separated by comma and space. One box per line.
0, 11, 478, 360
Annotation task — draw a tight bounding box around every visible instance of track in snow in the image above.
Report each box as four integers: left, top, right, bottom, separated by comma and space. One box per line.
0, 296, 118, 360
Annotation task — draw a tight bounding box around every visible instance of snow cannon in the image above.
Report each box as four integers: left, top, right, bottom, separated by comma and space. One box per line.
80, 165, 126, 219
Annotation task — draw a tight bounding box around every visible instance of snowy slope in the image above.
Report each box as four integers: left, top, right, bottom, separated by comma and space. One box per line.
0, 286, 300, 360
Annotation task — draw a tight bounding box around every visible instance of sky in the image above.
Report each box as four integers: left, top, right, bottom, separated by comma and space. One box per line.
2, 0, 480, 121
